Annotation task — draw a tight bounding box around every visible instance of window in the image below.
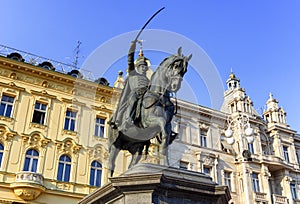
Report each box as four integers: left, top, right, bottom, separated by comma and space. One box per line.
94, 117, 105, 137
296, 149, 300, 164
248, 143, 254, 154
291, 182, 298, 200
179, 161, 189, 170
0, 95, 14, 117
57, 155, 71, 182
262, 144, 267, 155
64, 110, 77, 131
203, 166, 211, 176
224, 171, 232, 191
180, 125, 187, 142
0, 143, 4, 168
23, 149, 39, 172
32, 102, 47, 124
90, 161, 102, 187
283, 146, 289, 162
251, 173, 260, 192
200, 129, 207, 147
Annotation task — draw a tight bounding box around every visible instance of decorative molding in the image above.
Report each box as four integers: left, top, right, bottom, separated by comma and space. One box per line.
62, 97, 85, 107
199, 123, 209, 130
56, 182, 71, 190
56, 138, 82, 155
88, 144, 109, 160
13, 188, 44, 201
203, 156, 214, 166
62, 129, 78, 136
0, 116, 14, 123
29, 123, 47, 130
21, 132, 51, 149
30, 89, 57, 99
0, 124, 17, 142
0, 81, 25, 91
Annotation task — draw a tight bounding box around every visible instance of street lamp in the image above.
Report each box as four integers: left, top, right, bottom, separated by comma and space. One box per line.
222, 113, 254, 204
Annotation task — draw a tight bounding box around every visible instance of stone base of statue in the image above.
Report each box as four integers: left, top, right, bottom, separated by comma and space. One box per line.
79, 163, 231, 204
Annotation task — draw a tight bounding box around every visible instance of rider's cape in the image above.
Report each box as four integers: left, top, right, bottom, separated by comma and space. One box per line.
108, 76, 131, 148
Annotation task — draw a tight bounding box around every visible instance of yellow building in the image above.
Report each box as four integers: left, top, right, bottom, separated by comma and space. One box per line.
0, 47, 120, 203
0, 45, 300, 204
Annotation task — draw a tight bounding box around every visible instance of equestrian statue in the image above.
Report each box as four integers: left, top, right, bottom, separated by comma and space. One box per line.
107, 8, 192, 176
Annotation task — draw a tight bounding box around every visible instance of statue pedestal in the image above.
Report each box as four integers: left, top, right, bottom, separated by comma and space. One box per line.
79, 163, 231, 204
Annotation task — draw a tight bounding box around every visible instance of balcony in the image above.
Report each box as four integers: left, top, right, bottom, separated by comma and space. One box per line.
272, 194, 288, 204
255, 192, 267, 201
10, 171, 46, 201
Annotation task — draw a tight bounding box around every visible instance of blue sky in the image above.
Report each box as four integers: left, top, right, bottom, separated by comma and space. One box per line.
1, 1, 300, 132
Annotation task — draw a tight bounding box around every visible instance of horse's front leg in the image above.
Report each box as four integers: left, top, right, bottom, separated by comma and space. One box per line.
108, 143, 120, 177
154, 117, 170, 166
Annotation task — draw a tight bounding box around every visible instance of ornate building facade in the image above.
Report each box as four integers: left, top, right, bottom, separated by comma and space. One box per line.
0, 46, 299, 204
0, 49, 118, 203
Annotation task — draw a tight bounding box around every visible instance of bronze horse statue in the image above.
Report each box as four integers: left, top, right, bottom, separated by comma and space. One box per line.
108, 48, 192, 176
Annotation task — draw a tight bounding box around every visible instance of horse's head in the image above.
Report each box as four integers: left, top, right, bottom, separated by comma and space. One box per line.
164, 47, 192, 92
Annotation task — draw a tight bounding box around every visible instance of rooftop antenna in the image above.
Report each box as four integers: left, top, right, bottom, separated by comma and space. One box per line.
73, 40, 82, 68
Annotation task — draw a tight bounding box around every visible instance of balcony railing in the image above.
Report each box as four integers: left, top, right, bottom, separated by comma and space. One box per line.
11, 172, 45, 201
273, 194, 288, 204
15, 171, 44, 186
255, 192, 267, 201
0, 44, 96, 81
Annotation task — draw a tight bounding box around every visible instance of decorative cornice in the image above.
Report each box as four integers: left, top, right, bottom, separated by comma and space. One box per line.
0, 81, 25, 92
61, 97, 86, 107
0, 57, 114, 98
91, 104, 113, 114
30, 89, 57, 99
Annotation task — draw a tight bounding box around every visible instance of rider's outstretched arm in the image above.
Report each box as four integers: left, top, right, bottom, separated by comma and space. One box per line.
127, 41, 137, 73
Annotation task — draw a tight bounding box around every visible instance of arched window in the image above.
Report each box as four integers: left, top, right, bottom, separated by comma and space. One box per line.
57, 155, 71, 182
90, 160, 102, 187
23, 149, 39, 172
0, 143, 4, 168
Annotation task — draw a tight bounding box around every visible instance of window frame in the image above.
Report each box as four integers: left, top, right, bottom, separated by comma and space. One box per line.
64, 110, 77, 131
203, 166, 211, 176
251, 172, 260, 192
57, 154, 72, 182
224, 171, 232, 191
248, 143, 255, 154
0, 143, 4, 169
23, 149, 39, 172
283, 145, 289, 162
200, 129, 207, 147
290, 182, 298, 200
179, 160, 189, 170
32, 102, 47, 125
89, 160, 102, 187
94, 117, 106, 138
0, 94, 15, 118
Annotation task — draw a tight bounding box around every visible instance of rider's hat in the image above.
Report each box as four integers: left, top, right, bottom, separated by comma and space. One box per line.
134, 47, 151, 67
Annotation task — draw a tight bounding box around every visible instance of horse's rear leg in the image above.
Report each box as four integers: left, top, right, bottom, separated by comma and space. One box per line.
128, 144, 144, 169
108, 144, 120, 177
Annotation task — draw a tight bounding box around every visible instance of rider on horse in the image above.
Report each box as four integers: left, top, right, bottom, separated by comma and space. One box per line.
109, 40, 150, 131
